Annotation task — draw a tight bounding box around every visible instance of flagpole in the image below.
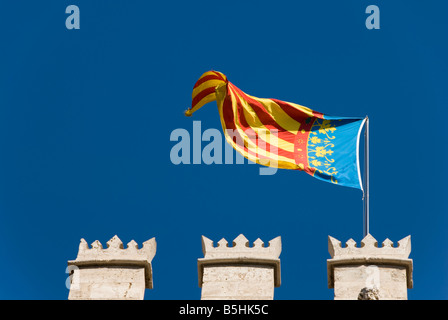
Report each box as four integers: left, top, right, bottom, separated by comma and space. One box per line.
363, 117, 370, 237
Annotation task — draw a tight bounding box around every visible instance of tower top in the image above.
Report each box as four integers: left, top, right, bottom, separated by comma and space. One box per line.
201, 234, 281, 260
327, 233, 413, 290
328, 233, 411, 260
68, 235, 156, 289
198, 234, 282, 288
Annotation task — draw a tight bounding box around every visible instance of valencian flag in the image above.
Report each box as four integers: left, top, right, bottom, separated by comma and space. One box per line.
185, 71, 367, 190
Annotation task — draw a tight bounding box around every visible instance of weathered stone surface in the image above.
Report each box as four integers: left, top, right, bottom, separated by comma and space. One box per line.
198, 234, 281, 300
68, 267, 146, 300
67, 235, 156, 300
327, 234, 412, 300
201, 265, 275, 300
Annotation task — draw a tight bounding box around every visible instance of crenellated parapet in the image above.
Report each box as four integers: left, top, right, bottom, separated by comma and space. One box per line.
327, 234, 413, 300
76, 235, 154, 261
198, 234, 282, 300
201, 234, 282, 260
328, 233, 411, 260
67, 235, 156, 300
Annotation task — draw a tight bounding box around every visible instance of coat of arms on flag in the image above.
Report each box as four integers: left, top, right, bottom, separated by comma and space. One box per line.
185, 71, 366, 190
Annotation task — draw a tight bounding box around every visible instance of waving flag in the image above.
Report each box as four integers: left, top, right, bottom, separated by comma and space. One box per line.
185, 71, 366, 190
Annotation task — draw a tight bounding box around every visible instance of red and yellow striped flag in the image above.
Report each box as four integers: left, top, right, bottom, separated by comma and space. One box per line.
186, 70, 325, 172
185, 70, 366, 189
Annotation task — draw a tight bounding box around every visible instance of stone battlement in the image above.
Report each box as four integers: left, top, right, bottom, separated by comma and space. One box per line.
68, 235, 156, 289
198, 234, 282, 292
328, 233, 411, 260
201, 234, 281, 260
198, 234, 282, 299
327, 233, 413, 296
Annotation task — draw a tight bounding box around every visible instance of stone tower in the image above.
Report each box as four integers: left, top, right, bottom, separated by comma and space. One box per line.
67, 235, 156, 300
197, 234, 282, 300
327, 234, 413, 300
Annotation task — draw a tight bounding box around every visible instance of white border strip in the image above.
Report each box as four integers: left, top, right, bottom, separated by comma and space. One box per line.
356, 118, 367, 191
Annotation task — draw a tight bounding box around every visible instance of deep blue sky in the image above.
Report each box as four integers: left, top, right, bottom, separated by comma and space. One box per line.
0, 1, 446, 300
